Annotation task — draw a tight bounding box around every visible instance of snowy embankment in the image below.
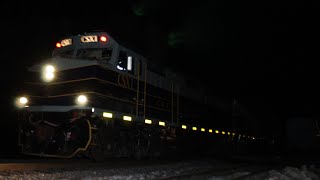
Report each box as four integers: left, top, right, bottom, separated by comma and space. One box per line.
238, 164, 320, 180
0, 160, 214, 180
0, 159, 320, 180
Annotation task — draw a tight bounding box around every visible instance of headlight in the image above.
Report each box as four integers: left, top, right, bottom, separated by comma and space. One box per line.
76, 95, 87, 106
42, 64, 55, 82
15, 96, 28, 108
19, 97, 28, 104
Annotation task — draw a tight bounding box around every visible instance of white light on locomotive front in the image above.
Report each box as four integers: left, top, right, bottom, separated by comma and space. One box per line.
45, 72, 54, 80
19, 97, 28, 105
42, 64, 55, 82
15, 96, 28, 108
45, 65, 55, 73
76, 95, 87, 106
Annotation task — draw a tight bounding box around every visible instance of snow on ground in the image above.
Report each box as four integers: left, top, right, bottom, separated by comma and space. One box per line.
1, 159, 320, 180
0, 160, 214, 180
208, 164, 320, 180
253, 165, 320, 180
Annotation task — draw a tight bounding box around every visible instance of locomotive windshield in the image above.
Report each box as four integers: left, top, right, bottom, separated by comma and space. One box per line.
54, 49, 74, 58
76, 48, 112, 62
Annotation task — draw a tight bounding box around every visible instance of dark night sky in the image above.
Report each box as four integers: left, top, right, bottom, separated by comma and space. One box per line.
0, 1, 316, 148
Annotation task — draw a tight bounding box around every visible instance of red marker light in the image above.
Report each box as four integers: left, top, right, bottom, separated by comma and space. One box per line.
56, 42, 62, 48
100, 36, 107, 42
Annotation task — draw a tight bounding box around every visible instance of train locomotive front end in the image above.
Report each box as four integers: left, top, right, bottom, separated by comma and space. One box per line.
15, 32, 118, 159
15, 31, 174, 161
15, 31, 257, 161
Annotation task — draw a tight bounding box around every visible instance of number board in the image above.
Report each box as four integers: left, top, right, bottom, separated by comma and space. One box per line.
81, 35, 98, 43
61, 39, 72, 47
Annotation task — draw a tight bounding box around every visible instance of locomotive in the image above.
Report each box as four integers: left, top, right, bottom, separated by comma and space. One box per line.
15, 31, 260, 161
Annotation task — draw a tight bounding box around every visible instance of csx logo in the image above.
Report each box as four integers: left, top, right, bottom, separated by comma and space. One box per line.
81, 35, 98, 43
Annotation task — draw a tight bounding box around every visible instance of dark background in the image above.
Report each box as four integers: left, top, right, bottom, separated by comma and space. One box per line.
0, 1, 316, 156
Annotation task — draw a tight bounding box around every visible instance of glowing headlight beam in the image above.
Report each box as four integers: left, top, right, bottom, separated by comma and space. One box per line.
45, 65, 55, 73
15, 96, 28, 108
42, 64, 56, 82
19, 97, 28, 104
76, 95, 87, 106
45, 72, 54, 79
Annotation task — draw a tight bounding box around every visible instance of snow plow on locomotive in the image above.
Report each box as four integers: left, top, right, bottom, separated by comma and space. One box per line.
15, 31, 263, 161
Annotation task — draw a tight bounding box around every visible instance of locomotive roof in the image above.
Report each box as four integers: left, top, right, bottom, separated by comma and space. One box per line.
55, 31, 184, 79
56, 31, 148, 61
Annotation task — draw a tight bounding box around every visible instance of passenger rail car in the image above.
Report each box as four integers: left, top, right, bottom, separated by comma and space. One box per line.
15, 31, 264, 161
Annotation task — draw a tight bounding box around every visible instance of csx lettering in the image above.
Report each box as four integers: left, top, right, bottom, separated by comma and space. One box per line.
81, 36, 98, 43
